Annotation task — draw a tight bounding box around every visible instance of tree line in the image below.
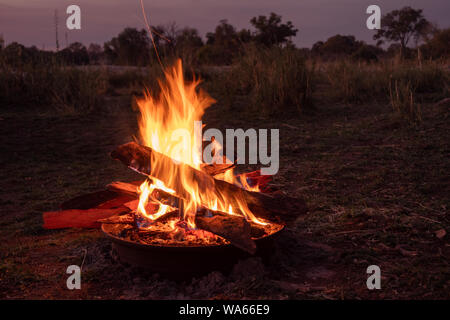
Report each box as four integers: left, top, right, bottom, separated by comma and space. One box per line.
0, 8, 449, 67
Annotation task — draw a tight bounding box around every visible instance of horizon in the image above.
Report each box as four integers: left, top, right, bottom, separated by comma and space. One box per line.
0, 0, 449, 50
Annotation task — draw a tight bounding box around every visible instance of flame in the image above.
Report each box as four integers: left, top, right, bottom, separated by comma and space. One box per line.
135, 59, 266, 227
137, 179, 175, 221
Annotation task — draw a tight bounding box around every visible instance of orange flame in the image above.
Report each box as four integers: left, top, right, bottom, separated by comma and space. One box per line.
135, 59, 266, 227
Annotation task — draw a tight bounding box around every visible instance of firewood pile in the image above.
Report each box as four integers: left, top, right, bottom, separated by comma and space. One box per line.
43, 142, 307, 255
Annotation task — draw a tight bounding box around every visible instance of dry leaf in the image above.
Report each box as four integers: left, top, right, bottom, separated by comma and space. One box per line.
435, 229, 446, 239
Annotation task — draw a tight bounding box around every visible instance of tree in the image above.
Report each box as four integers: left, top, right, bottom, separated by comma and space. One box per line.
58, 42, 89, 65
202, 20, 244, 64
250, 12, 297, 47
2, 42, 27, 66
87, 43, 103, 64
104, 28, 150, 65
320, 35, 361, 55
351, 44, 383, 62
175, 27, 203, 49
420, 28, 450, 59
170, 27, 204, 65
206, 20, 240, 48
373, 6, 431, 57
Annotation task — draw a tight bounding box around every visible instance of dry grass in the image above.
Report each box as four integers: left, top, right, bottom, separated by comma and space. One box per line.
0, 95, 448, 299
322, 59, 449, 108
206, 45, 315, 115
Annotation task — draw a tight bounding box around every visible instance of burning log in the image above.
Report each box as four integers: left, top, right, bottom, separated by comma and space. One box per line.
43, 207, 130, 229
107, 181, 181, 209
111, 142, 307, 224
106, 181, 256, 253
195, 213, 256, 254
98, 213, 135, 225
201, 157, 236, 176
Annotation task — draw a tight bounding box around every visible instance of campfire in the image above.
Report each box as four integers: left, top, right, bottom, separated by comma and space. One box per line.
43, 60, 307, 274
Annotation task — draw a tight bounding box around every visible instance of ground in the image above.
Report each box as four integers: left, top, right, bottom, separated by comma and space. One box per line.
0, 96, 448, 299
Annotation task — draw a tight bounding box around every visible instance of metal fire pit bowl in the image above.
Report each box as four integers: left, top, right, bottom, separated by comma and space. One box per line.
102, 223, 284, 279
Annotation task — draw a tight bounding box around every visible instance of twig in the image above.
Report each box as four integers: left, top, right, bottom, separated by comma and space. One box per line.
80, 248, 87, 272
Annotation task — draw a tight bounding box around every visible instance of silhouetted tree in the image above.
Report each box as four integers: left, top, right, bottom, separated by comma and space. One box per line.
250, 12, 297, 46
311, 35, 366, 59
420, 28, 450, 59
2, 42, 27, 66
58, 42, 89, 65
373, 7, 431, 57
201, 20, 246, 64
321, 35, 361, 55
104, 28, 150, 65
351, 44, 383, 62
87, 43, 103, 64
311, 41, 324, 55
175, 27, 203, 49
174, 27, 203, 64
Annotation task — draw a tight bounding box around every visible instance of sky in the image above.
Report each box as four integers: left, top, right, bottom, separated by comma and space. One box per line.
0, 0, 449, 50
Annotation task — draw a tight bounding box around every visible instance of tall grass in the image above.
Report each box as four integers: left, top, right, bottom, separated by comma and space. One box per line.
389, 78, 422, 123
1, 49, 447, 121
209, 45, 315, 115
323, 60, 449, 105
0, 62, 108, 114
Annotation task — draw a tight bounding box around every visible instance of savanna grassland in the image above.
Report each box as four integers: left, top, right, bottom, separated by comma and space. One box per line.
0, 47, 448, 299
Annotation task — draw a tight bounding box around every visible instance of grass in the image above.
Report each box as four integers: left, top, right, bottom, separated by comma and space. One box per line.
0, 52, 448, 299
207, 45, 315, 115
389, 78, 422, 123
322, 59, 449, 108
1, 51, 448, 122
0, 62, 108, 114
0, 94, 448, 299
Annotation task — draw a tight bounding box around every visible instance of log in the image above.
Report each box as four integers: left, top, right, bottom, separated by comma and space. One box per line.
105, 181, 255, 253
43, 207, 130, 229
60, 190, 121, 210
107, 181, 181, 209
97, 213, 135, 225
195, 213, 256, 254
200, 156, 236, 176
111, 142, 307, 223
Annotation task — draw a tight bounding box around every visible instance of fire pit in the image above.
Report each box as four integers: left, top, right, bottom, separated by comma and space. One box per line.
102, 221, 284, 278
43, 59, 308, 279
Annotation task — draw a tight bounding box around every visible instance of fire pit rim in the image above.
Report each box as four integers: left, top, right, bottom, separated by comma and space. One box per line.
101, 222, 285, 251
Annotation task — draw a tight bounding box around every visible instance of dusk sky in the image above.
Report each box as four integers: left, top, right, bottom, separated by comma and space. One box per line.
0, 0, 449, 50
